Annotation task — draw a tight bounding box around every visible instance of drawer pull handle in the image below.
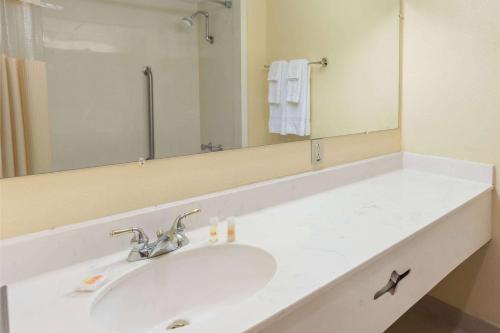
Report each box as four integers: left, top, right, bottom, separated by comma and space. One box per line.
374, 269, 411, 300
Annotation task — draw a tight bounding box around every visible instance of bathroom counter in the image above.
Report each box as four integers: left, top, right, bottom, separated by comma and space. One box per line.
3, 153, 493, 333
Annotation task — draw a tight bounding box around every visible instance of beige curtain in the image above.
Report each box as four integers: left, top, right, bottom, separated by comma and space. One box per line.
0, 54, 52, 178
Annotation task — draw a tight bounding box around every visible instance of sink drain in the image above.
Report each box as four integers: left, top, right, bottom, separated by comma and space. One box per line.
166, 319, 190, 330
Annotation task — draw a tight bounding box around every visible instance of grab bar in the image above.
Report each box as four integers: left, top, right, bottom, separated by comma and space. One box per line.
143, 66, 155, 160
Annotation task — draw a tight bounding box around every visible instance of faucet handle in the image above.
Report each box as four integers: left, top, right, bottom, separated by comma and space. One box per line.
156, 229, 165, 239
111, 228, 149, 245
170, 208, 201, 233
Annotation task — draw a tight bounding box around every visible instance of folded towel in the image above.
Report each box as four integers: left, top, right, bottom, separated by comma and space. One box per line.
285, 60, 311, 136
287, 59, 308, 104
269, 61, 289, 134
268, 61, 286, 105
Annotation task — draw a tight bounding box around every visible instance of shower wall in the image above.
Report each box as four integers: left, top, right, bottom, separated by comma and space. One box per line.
43, 0, 203, 171
40, 0, 242, 172
198, 0, 242, 150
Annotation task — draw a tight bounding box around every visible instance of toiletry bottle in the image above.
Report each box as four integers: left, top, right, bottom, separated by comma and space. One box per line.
227, 217, 236, 243
209, 217, 219, 243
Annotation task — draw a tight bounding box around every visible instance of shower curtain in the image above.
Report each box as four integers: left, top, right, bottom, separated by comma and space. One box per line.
0, 0, 51, 178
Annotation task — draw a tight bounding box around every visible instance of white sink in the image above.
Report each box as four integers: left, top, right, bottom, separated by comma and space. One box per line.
91, 244, 276, 333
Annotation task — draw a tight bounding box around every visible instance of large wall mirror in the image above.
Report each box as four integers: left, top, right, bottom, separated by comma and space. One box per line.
0, 0, 400, 179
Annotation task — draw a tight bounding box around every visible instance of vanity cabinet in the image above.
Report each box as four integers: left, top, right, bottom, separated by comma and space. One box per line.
257, 192, 491, 333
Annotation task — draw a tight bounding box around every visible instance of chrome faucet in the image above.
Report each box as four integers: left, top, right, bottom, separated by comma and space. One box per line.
111, 208, 201, 262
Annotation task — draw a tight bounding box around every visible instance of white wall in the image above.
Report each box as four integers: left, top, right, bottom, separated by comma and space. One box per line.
43, 0, 202, 171
198, 0, 242, 150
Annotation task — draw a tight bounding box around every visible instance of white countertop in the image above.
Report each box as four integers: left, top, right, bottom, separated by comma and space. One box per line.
7, 168, 492, 333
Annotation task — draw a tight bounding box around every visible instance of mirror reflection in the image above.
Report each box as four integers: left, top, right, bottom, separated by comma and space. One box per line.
0, 0, 400, 178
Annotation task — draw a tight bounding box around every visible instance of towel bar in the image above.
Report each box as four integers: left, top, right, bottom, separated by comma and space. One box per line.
264, 57, 328, 69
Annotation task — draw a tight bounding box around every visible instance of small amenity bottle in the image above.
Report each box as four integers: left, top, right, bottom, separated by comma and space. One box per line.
227, 217, 236, 243
209, 217, 219, 243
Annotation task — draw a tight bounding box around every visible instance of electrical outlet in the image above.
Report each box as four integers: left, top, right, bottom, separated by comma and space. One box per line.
311, 139, 323, 165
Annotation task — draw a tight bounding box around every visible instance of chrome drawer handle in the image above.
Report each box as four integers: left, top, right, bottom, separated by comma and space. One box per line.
374, 269, 411, 300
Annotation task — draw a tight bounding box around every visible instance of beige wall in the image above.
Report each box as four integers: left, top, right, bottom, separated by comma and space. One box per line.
0, 130, 400, 239
403, 0, 500, 325
247, 0, 306, 147
267, 0, 400, 139
247, 0, 400, 145
245, 0, 268, 147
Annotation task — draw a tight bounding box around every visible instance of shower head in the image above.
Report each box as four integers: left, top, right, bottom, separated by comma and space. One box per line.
180, 11, 214, 44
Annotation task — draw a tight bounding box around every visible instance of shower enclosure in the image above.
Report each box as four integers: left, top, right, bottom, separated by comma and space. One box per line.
16, 0, 243, 172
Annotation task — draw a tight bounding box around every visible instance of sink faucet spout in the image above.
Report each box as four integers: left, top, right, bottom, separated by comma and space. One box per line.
111, 209, 201, 262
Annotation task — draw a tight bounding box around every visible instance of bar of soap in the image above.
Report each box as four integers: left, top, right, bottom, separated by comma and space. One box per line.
75, 274, 106, 292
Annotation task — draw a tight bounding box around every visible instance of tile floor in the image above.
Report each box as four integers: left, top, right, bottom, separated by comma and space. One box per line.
386, 305, 468, 333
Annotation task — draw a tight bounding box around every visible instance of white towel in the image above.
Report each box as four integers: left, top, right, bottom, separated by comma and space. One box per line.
285, 60, 311, 136
287, 59, 308, 103
268, 61, 289, 134
268, 61, 286, 105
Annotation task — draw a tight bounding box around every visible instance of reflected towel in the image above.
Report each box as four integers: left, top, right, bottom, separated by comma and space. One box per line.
268, 61, 288, 134
287, 59, 307, 103
285, 60, 310, 136
268, 61, 286, 104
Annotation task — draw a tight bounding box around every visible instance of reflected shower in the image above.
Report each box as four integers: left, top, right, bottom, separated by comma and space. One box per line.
182, 11, 214, 44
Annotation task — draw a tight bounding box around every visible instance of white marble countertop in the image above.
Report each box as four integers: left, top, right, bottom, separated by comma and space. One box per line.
6, 168, 492, 333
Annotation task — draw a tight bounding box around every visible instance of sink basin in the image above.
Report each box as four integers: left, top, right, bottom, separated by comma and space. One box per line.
91, 244, 276, 333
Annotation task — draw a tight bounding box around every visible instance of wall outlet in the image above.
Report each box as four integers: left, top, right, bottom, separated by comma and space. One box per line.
311, 140, 323, 165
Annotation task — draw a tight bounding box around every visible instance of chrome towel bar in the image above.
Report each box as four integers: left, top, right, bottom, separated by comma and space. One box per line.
264, 57, 328, 69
